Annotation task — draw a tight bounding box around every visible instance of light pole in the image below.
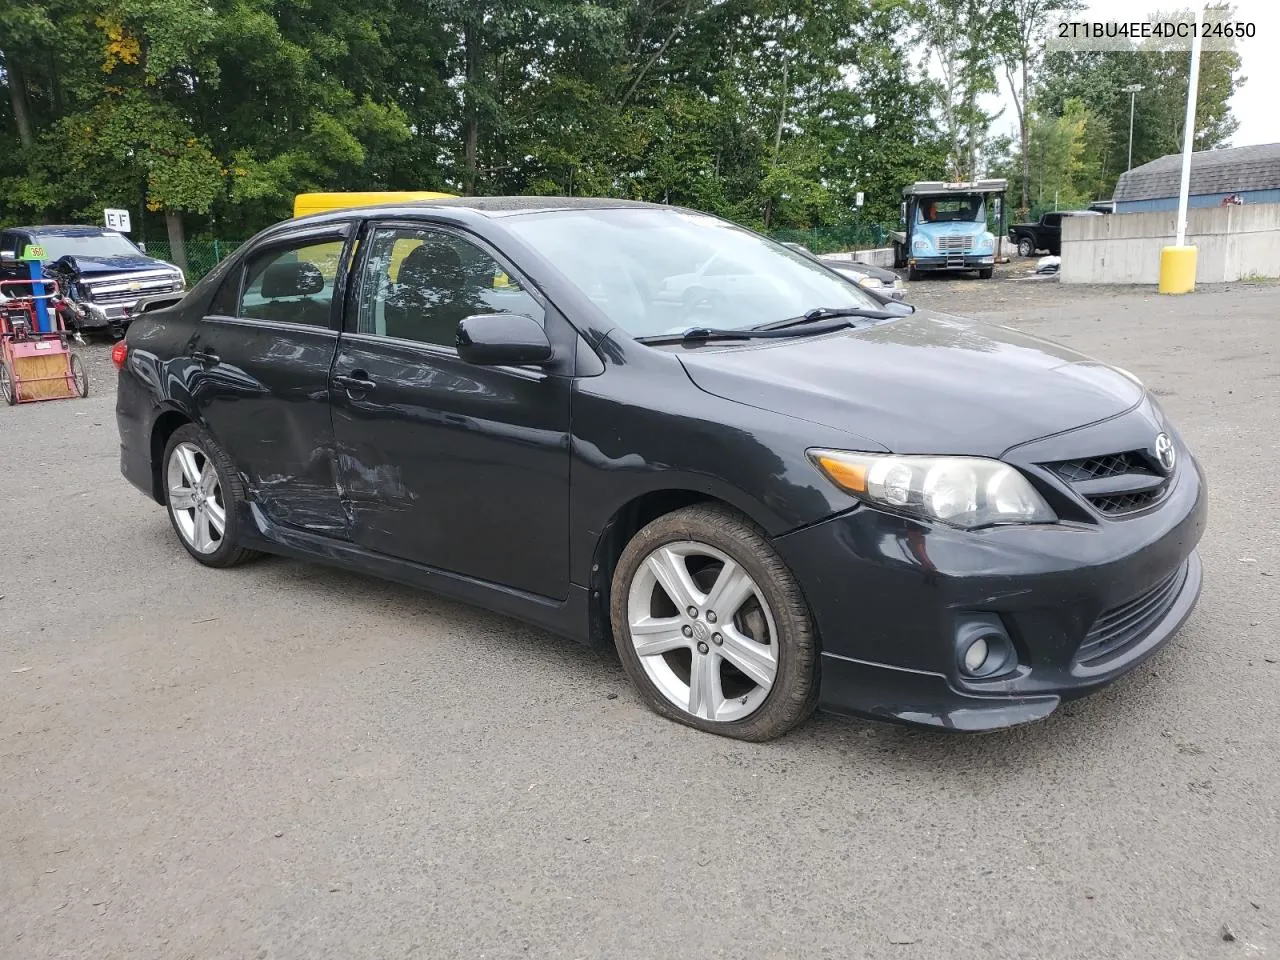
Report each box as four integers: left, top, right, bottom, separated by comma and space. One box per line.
1123, 83, 1144, 171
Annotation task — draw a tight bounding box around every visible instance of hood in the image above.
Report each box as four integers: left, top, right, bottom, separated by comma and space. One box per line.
51, 253, 175, 275
677, 312, 1145, 458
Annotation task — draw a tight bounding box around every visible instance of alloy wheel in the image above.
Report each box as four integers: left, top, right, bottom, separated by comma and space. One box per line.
626, 541, 779, 722
166, 441, 227, 554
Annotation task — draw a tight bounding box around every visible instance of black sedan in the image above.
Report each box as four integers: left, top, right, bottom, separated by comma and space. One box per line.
114, 198, 1207, 740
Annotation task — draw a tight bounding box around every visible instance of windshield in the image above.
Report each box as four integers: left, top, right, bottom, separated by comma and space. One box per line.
31, 231, 144, 261
502, 208, 883, 338
917, 196, 985, 224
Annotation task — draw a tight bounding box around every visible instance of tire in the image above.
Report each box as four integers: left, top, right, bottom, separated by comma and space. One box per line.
1017, 236, 1035, 258
0, 363, 14, 405
162, 424, 259, 568
978, 268, 993, 279
609, 504, 819, 741
907, 264, 921, 281
70, 354, 88, 397
892, 243, 906, 269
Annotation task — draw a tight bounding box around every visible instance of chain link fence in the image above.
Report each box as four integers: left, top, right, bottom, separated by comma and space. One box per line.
139, 239, 246, 282
141, 226, 897, 284
768, 223, 892, 254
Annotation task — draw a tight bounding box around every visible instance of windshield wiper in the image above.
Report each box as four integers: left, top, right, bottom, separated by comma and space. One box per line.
753, 306, 900, 331
636, 318, 856, 344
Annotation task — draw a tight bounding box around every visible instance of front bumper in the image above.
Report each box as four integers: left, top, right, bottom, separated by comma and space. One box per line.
773, 431, 1208, 731
911, 255, 995, 272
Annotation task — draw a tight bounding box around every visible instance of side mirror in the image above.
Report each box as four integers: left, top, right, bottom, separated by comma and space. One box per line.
456, 313, 553, 367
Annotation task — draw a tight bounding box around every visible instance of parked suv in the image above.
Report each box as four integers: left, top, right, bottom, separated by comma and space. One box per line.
1008, 210, 1103, 258
0, 225, 185, 336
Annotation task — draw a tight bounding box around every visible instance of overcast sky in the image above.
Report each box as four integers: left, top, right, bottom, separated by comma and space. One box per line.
990, 0, 1279, 148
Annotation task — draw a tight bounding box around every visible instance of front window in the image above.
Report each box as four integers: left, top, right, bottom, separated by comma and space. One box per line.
501, 208, 883, 338
916, 197, 985, 224
30, 231, 144, 261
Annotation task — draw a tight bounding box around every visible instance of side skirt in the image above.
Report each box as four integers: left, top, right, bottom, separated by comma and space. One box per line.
237, 503, 594, 646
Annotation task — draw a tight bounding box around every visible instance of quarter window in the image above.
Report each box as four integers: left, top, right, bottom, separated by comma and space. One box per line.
355, 227, 543, 348
238, 238, 345, 327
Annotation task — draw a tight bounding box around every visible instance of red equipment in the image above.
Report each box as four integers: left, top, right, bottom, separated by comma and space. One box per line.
0, 278, 89, 404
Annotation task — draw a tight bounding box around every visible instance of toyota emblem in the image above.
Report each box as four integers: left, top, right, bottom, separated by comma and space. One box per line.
1154, 433, 1176, 474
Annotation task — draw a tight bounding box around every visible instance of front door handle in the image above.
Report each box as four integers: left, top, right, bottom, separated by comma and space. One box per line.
189, 349, 219, 365
333, 372, 377, 393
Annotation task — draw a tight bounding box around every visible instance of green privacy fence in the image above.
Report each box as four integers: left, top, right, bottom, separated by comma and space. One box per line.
140, 239, 246, 282
142, 224, 894, 284
768, 223, 892, 254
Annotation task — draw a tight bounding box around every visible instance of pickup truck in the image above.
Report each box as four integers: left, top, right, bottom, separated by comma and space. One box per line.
1007, 210, 1103, 258
0, 225, 185, 337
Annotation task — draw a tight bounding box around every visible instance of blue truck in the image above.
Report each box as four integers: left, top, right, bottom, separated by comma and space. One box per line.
0, 225, 186, 337
889, 179, 1008, 280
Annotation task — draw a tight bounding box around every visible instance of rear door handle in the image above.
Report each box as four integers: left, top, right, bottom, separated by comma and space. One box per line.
333, 373, 377, 393
189, 349, 219, 365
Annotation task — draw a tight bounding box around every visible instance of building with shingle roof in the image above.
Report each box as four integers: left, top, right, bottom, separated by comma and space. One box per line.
1113, 142, 1280, 213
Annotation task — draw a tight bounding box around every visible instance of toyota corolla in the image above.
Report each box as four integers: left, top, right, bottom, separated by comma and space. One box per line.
114, 198, 1207, 740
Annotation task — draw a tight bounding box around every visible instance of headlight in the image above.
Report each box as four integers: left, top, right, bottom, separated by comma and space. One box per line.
859, 276, 884, 288
912, 237, 930, 254
977, 233, 995, 252
809, 449, 1056, 529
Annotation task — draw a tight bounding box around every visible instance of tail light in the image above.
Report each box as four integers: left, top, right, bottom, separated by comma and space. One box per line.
111, 341, 128, 369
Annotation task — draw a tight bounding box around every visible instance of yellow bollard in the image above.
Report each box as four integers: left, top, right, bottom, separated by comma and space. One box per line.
1158, 245, 1197, 294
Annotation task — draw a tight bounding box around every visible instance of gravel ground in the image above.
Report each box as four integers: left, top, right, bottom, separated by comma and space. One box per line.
2, 279, 1278, 960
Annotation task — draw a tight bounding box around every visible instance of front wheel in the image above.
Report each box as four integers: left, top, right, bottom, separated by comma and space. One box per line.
162, 424, 259, 568
977, 267, 993, 279
1017, 237, 1035, 258
610, 504, 819, 741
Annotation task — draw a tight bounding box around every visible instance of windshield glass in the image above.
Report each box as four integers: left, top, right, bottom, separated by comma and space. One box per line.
917, 196, 985, 223
32, 231, 144, 261
502, 207, 883, 338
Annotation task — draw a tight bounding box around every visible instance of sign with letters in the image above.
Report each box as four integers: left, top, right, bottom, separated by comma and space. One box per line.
104, 208, 132, 233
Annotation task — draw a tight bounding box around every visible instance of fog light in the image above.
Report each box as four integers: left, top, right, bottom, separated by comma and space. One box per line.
962, 637, 989, 674
955, 615, 1015, 678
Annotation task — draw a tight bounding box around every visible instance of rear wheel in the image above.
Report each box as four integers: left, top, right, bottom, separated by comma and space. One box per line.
0, 363, 14, 405
610, 504, 819, 741
1017, 236, 1035, 258
70, 354, 88, 397
162, 425, 258, 568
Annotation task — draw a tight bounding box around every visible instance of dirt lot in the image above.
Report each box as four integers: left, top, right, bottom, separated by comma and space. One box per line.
2, 278, 1278, 960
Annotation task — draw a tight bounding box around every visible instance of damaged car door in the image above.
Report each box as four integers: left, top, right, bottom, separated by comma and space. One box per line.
328, 221, 572, 599
182, 223, 353, 536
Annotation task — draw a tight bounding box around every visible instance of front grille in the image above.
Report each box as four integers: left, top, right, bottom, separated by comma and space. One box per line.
1053, 452, 1152, 483
1046, 449, 1169, 516
91, 283, 176, 305
936, 234, 973, 253
1075, 562, 1188, 665
1089, 490, 1164, 514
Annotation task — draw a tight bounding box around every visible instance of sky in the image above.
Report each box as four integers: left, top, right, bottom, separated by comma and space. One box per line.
991, 0, 1280, 148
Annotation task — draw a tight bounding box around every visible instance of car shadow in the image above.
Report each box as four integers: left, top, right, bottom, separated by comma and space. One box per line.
162, 523, 1187, 777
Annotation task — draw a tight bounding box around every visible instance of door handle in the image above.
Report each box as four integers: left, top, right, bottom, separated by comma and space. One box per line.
189, 349, 219, 365
334, 373, 377, 393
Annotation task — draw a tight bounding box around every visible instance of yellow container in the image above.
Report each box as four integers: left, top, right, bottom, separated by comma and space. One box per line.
292, 191, 455, 218
1158, 245, 1197, 295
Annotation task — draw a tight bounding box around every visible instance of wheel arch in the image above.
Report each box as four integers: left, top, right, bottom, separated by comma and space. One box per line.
148, 407, 194, 503
585, 488, 767, 652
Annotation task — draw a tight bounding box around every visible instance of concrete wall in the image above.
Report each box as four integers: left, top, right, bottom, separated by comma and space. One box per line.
1061, 202, 1280, 284
1116, 188, 1280, 214
823, 247, 896, 268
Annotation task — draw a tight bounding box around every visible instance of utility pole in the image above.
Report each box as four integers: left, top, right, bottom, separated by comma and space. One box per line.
1123, 83, 1144, 171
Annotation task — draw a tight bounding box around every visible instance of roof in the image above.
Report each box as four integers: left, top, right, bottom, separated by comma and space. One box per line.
405, 196, 667, 217
904, 179, 1007, 197
1114, 142, 1280, 202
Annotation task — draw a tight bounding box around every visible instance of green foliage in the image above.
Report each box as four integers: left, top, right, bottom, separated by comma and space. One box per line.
0, 0, 1246, 246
